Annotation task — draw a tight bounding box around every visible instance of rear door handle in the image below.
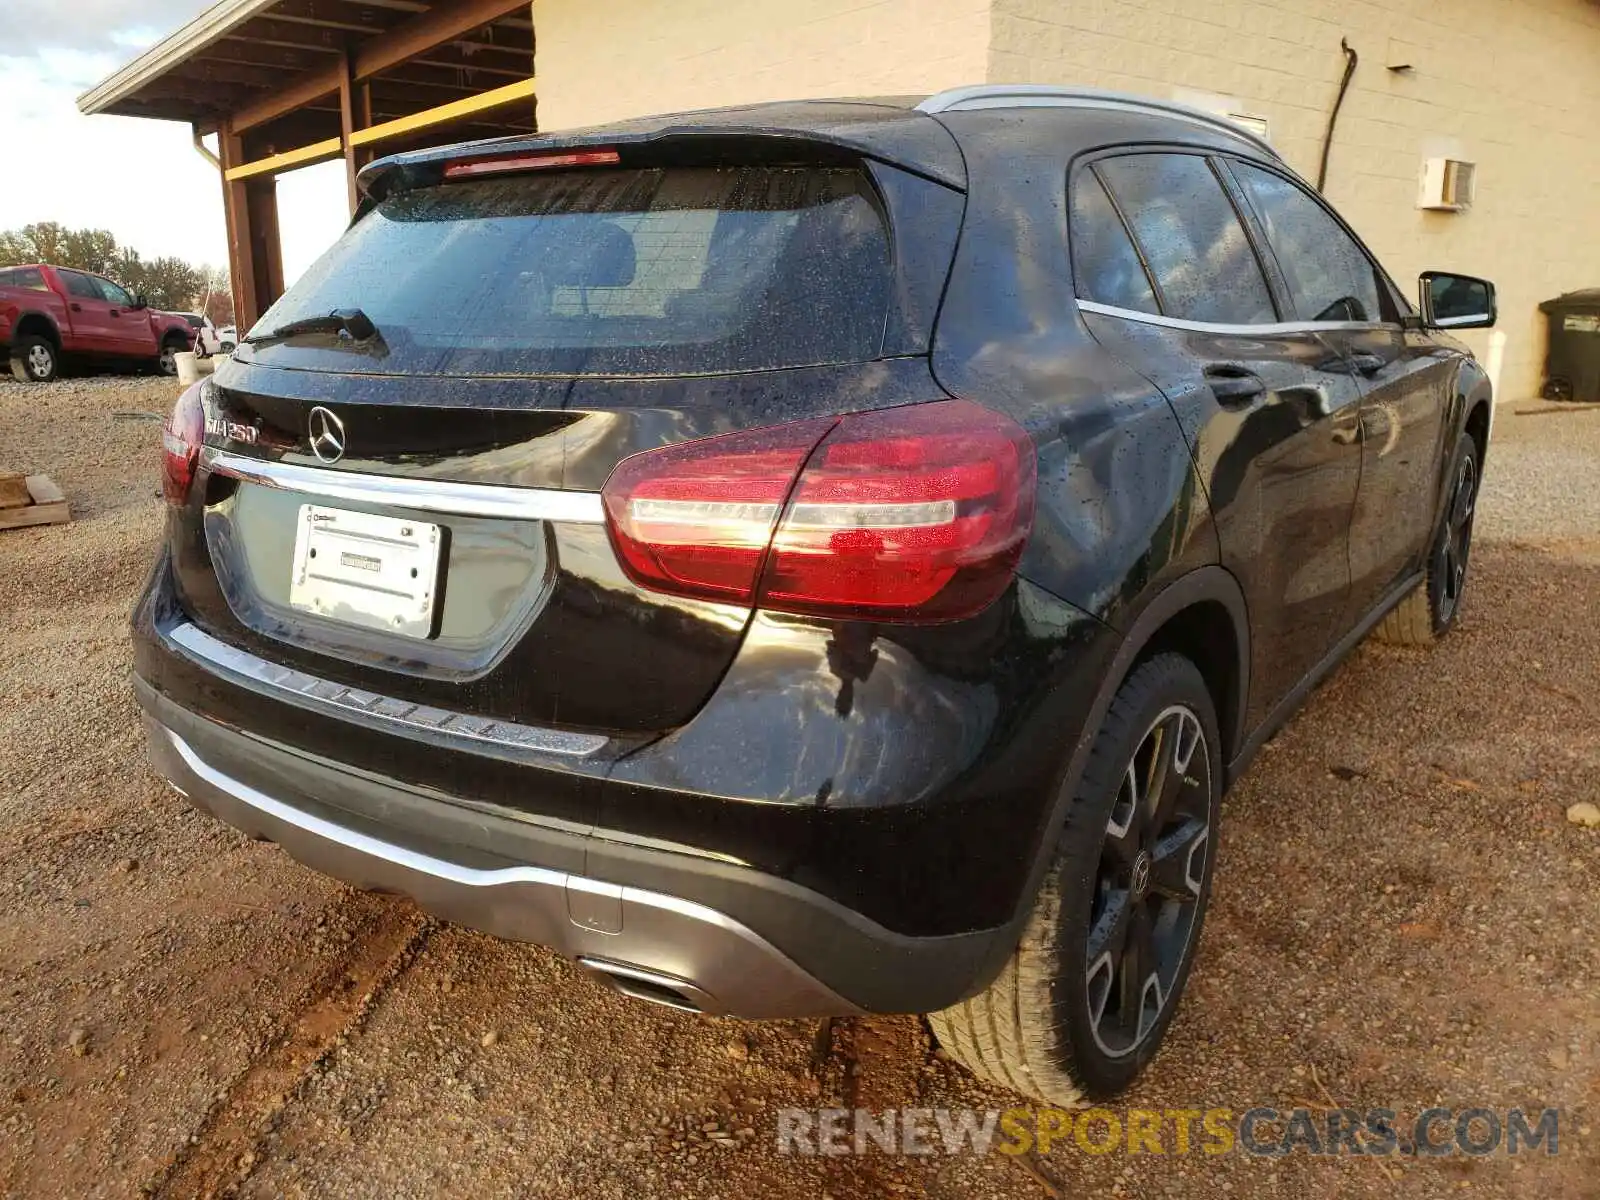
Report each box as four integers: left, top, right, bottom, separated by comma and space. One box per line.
109, 309, 121, 318
69, 302, 82, 312
1203, 366, 1267, 406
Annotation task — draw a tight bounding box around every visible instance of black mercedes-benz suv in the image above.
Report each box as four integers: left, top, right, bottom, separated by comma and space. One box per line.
133, 85, 1496, 1104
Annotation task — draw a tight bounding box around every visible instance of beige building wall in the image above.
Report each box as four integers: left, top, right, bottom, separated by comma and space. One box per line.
537, 0, 1600, 400
534, 0, 991, 129
989, 0, 1600, 399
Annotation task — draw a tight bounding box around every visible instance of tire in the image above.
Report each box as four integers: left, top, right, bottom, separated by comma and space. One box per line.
9, 334, 59, 383
1374, 431, 1480, 647
929, 653, 1222, 1104
157, 337, 185, 376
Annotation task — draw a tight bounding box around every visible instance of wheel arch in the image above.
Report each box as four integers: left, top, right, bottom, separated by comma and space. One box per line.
990, 566, 1251, 960
1435, 356, 1493, 535
1464, 394, 1491, 468
13, 312, 61, 346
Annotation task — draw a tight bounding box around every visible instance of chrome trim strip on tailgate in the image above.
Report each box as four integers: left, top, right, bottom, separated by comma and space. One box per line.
203, 449, 605, 524
166, 621, 608, 758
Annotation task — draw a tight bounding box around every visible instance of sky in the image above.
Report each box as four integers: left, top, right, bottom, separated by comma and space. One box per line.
0, 0, 348, 287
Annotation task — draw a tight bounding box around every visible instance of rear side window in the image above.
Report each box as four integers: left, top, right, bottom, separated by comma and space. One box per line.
59, 270, 104, 301
1071, 170, 1159, 314
10, 268, 47, 290
248, 166, 892, 376
1095, 154, 1276, 325
1231, 162, 1386, 323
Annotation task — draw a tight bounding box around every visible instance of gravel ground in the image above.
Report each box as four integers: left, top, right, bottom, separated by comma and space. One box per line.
1, 378, 1596, 1199
1476, 401, 1600, 550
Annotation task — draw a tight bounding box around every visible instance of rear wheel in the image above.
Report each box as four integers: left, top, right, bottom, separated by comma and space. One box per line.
929, 653, 1221, 1104
1375, 431, 1479, 646
10, 334, 58, 382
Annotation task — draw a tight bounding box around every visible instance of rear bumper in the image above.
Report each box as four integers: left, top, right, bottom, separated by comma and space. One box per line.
136, 676, 1009, 1017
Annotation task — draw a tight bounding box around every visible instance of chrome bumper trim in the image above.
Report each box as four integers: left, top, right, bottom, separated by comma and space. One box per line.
203, 449, 605, 524
148, 721, 856, 1018
166, 621, 607, 759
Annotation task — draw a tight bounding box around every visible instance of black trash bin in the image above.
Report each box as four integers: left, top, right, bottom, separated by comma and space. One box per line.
1539, 288, 1600, 402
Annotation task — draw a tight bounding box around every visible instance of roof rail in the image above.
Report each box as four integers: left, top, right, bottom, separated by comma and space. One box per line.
915, 85, 1279, 159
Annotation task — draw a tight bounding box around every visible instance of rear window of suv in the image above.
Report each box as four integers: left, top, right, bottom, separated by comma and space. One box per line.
243, 166, 893, 376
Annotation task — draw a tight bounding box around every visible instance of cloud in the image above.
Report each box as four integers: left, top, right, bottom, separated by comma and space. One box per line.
0, 0, 352, 286
0, 0, 209, 62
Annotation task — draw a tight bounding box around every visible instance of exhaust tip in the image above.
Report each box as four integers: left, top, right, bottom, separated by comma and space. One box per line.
578, 957, 715, 1014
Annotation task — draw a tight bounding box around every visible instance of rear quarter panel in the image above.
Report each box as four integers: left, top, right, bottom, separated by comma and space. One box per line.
927, 107, 1220, 630
0, 283, 71, 345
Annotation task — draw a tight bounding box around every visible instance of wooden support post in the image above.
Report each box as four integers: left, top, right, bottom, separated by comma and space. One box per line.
219, 122, 259, 331
357, 82, 373, 170
339, 49, 360, 215
218, 119, 287, 331
247, 178, 285, 310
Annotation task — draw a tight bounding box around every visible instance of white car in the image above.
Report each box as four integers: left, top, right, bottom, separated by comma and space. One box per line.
174, 313, 236, 356
170, 312, 217, 356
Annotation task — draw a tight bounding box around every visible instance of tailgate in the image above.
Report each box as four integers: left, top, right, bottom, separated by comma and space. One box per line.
166, 153, 962, 737
174, 359, 944, 735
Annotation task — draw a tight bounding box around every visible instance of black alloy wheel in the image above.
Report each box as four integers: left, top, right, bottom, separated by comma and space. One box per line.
1086, 702, 1212, 1059
1432, 449, 1477, 628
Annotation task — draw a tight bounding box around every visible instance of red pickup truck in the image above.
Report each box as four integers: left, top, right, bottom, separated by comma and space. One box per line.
0, 264, 196, 382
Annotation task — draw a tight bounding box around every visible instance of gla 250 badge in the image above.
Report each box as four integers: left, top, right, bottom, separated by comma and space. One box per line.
204, 415, 258, 445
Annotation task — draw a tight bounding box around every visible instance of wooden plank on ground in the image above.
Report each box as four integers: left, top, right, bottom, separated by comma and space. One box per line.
0, 473, 30, 509
0, 475, 70, 530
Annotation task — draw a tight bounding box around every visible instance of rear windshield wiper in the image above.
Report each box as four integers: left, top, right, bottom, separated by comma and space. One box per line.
243, 307, 378, 347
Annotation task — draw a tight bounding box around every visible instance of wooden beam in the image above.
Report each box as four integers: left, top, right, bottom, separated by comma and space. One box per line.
229, 0, 530, 133
351, 0, 532, 75
223, 17, 345, 54
243, 111, 344, 156
265, 0, 411, 32
347, 76, 534, 148
220, 30, 343, 55
230, 66, 339, 131
196, 51, 500, 94
198, 40, 332, 72
224, 136, 343, 180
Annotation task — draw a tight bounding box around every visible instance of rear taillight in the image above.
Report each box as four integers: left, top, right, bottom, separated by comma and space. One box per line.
162, 382, 204, 505
602, 401, 1036, 621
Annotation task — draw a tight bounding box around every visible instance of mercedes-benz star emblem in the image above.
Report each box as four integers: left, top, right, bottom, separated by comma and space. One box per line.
307, 406, 346, 464
1131, 850, 1152, 899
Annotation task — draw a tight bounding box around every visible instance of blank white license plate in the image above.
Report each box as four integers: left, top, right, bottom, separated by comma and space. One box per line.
288, 505, 442, 638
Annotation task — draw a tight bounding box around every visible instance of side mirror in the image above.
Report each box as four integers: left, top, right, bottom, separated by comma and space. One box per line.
131, 293, 148, 310
1420, 272, 1496, 329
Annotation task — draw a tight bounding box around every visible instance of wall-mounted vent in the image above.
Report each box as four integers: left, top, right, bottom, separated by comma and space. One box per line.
1418, 157, 1476, 211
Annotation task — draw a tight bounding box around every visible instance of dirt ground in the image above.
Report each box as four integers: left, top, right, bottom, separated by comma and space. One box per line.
1, 378, 1596, 1199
